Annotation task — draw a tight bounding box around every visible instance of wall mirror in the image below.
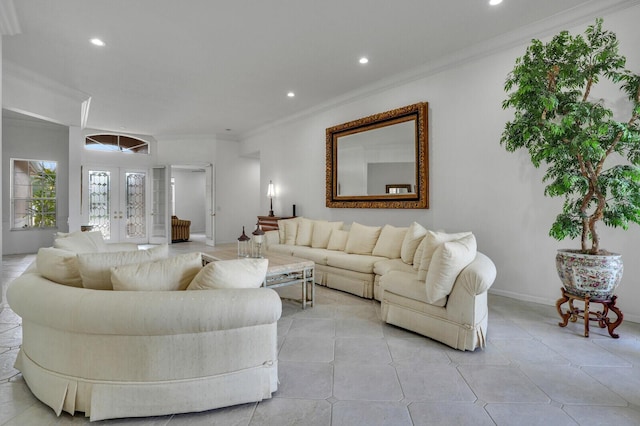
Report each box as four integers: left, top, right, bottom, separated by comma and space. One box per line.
326, 102, 428, 208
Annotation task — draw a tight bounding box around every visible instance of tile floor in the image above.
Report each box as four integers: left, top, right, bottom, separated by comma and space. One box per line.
1, 238, 640, 425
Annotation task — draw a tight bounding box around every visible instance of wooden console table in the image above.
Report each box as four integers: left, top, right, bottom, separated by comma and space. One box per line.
556, 287, 623, 338
257, 215, 295, 232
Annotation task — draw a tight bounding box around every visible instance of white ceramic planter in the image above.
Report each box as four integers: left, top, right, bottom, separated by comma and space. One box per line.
555, 249, 623, 300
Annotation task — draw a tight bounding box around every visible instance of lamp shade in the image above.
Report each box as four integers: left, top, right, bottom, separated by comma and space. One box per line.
267, 180, 275, 198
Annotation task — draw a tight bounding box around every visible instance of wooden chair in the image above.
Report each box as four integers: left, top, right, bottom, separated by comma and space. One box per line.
171, 215, 191, 242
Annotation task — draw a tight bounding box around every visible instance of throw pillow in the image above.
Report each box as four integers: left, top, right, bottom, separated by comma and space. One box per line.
326, 229, 349, 251
417, 230, 473, 280
425, 234, 477, 306
187, 258, 269, 290
295, 218, 315, 246
277, 217, 302, 244
111, 252, 202, 291
311, 221, 343, 248
283, 220, 299, 245
344, 222, 382, 255
372, 225, 407, 259
401, 222, 428, 264
36, 247, 82, 287
54, 230, 107, 253
77, 244, 169, 290
413, 236, 428, 270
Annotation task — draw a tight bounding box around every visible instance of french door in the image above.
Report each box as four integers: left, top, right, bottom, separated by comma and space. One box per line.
83, 167, 149, 243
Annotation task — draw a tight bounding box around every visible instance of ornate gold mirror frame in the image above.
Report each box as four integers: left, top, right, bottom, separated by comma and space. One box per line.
326, 102, 429, 208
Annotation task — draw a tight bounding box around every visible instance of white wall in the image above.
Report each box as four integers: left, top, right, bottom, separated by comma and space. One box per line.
2, 116, 70, 254
241, 7, 640, 322
172, 168, 205, 232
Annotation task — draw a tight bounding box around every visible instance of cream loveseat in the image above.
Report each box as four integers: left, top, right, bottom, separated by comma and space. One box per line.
8, 231, 281, 422
265, 218, 496, 351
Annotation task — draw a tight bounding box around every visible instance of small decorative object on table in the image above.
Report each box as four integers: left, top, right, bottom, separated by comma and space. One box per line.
252, 222, 265, 258
237, 226, 251, 258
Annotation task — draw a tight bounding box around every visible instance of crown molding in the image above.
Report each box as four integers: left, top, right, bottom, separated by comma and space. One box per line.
241, 0, 640, 140
0, 0, 21, 35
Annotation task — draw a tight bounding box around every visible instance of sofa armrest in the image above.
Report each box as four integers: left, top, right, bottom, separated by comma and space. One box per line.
8, 273, 282, 336
265, 230, 280, 248
454, 252, 497, 296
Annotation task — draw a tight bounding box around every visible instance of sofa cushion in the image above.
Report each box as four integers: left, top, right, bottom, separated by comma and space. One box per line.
373, 258, 415, 276
327, 253, 386, 274
54, 230, 107, 253
372, 225, 407, 259
269, 244, 295, 256
295, 218, 315, 246
417, 230, 473, 280
278, 217, 301, 244
311, 221, 343, 248
412, 237, 428, 270
187, 258, 268, 290
77, 244, 169, 290
36, 247, 82, 287
380, 270, 429, 304
425, 234, 477, 305
111, 252, 202, 291
289, 246, 338, 266
327, 229, 349, 251
344, 222, 382, 255
401, 222, 427, 264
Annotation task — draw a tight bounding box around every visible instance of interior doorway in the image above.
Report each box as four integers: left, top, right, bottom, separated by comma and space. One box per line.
171, 164, 215, 246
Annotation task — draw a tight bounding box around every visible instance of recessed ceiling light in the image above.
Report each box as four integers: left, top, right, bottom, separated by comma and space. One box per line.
359, 57, 369, 64
287, 92, 295, 98
90, 38, 106, 47
489, 0, 503, 5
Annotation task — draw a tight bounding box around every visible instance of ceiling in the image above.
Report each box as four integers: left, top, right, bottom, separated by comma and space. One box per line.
3, 0, 637, 139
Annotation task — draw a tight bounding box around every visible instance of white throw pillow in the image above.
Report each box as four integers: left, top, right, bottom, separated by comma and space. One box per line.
425, 234, 477, 306
54, 230, 107, 253
36, 247, 82, 287
372, 225, 407, 259
417, 230, 473, 280
187, 258, 269, 290
283, 220, 299, 245
311, 221, 343, 248
295, 218, 315, 246
326, 229, 349, 251
111, 252, 202, 291
277, 217, 302, 244
401, 222, 428, 264
77, 244, 169, 290
344, 222, 382, 255
413, 237, 428, 270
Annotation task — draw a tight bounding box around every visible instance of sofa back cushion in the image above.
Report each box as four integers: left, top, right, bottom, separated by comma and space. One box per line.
401, 222, 428, 264
53, 230, 107, 253
283, 220, 299, 245
344, 222, 382, 255
425, 233, 477, 306
36, 247, 83, 287
311, 221, 344, 248
326, 229, 349, 251
187, 258, 269, 290
372, 225, 407, 259
417, 230, 473, 280
111, 252, 202, 291
77, 244, 169, 290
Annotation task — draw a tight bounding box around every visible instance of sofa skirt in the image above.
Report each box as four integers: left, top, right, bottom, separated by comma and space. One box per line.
15, 349, 277, 422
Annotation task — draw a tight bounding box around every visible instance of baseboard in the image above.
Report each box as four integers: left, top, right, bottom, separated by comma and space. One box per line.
488, 289, 640, 324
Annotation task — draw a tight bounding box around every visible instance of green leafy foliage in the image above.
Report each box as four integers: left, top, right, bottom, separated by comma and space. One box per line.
501, 19, 640, 254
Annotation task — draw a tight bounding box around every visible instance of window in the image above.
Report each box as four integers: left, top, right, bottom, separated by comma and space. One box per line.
85, 134, 149, 154
11, 159, 57, 229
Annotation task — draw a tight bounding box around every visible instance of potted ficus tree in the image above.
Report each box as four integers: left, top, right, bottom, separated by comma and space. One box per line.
501, 18, 640, 300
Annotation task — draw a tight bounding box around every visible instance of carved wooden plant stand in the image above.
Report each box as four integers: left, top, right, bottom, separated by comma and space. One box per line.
556, 288, 623, 338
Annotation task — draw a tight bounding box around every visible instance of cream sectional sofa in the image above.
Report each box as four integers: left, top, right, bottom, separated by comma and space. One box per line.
8, 231, 281, 421
266, 218, 497, 351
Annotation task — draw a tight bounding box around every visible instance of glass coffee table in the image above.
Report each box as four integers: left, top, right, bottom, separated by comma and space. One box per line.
202, 245, 315, 309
